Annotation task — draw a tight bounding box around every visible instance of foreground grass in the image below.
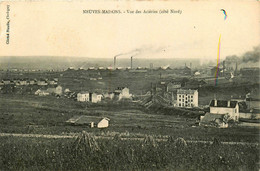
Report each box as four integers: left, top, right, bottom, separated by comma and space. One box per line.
0, 133, 259, 171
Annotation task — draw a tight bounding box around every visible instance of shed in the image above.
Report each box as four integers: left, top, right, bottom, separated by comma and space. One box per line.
66, 116, 110, 128
200, 113, 228, 128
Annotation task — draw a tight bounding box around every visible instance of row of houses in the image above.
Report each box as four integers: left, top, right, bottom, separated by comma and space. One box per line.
77, 87, 132, 103
0, 78, 58, 86
35, 85, 63, 96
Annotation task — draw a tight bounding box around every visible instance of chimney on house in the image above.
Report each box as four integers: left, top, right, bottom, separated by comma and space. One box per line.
214, 99, 217, 106
227, 100, 230, 107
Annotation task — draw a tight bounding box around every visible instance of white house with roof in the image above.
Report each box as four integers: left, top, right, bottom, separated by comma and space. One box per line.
97, 117, 110, 128
90, 93, 102, 103
103, 92, 115, 99
47, 85, 63, 95
177, 89, 198, 108
77, 91, 90, 102
35, 89, 50, 96
209, 99, 239, 121
114, 87, 132, 100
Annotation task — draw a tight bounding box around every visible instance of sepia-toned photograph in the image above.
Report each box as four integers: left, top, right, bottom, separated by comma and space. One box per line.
0, 0, 259, 170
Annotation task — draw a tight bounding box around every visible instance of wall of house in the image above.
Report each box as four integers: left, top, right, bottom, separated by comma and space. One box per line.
91, 94, 102, 103
77, 93, 89, 102
55, 86, 62, 95
97, 119, 109, 128
167, 84, 181, 92
119, 88, 132, 100
210, 104, 239, 121
246, 101, 260, 109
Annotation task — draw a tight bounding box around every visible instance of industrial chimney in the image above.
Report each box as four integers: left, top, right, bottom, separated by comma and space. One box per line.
114, 56, 116, 69
131, 56, 133, 69
223, 61, 225, 76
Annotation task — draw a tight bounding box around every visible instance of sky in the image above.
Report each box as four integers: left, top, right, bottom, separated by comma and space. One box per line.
0, 0, 259, 61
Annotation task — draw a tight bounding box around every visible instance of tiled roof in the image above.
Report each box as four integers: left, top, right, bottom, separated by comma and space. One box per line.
177, 89, 197, 94
200, 113, 224, 123
78, 91, 89, 94
209, 100, 238, 108
66, 116, 108, 125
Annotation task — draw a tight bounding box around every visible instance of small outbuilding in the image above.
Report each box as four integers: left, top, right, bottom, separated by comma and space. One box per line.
66, 116, 110, 128
199, 113, 228, 128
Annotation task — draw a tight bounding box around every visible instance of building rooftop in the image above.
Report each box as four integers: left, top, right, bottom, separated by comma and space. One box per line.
177, 89, 198, 94
209, 100, 238, 108
78, 91, 89, 94
200, 113, 224, 123
66, 115, 109, 125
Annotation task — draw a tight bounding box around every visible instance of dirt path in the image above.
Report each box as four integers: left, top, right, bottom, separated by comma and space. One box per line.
0, 133, 259, 146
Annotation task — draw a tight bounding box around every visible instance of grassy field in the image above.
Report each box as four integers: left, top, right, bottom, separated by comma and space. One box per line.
0, 84, 259, 170
0, 94, 259, 143
0, 133, 259, 171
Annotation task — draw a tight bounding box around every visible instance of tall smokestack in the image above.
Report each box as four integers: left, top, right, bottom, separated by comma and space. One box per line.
223, 61, 225, 76
131, 56, 133, 69
235, 62, 238, 75
114, 56, 116, 69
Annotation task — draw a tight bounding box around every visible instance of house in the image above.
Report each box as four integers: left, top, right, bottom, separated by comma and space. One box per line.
177, 89, 198, 108
29, 79, 37, 85
2, 79, 11, 85
64, 88, 71, 93
209, 100, 239, 121
37, 79, 48, 86
66, 115, 110, 128
19, 79, 28, 85
199, 113, 229, 128
185, 79, 207, 88
48, 79, 57, 85
35, 89, 50, 96
166, 82, 181, 92
154, 83, 166, 92
114, 87, 132, 100
77, 91, 90, 102
47, 85, 63, 95
90, 93, 102, 103
103, 92, 115, 99
245, 90, 260, 110
240, 67, 260, 78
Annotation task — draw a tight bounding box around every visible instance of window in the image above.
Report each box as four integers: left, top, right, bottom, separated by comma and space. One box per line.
191, 96, 193, 98
182, 99, 184, 102
179, 99, 181, 101
191, 99, 193, 102
179, 104, 181, 107
182, 95, 184, 98
179, 95, 181, 98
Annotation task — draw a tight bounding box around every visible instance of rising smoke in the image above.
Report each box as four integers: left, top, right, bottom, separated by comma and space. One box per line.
114, 45, 167, 58
225, 45, 260, 68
